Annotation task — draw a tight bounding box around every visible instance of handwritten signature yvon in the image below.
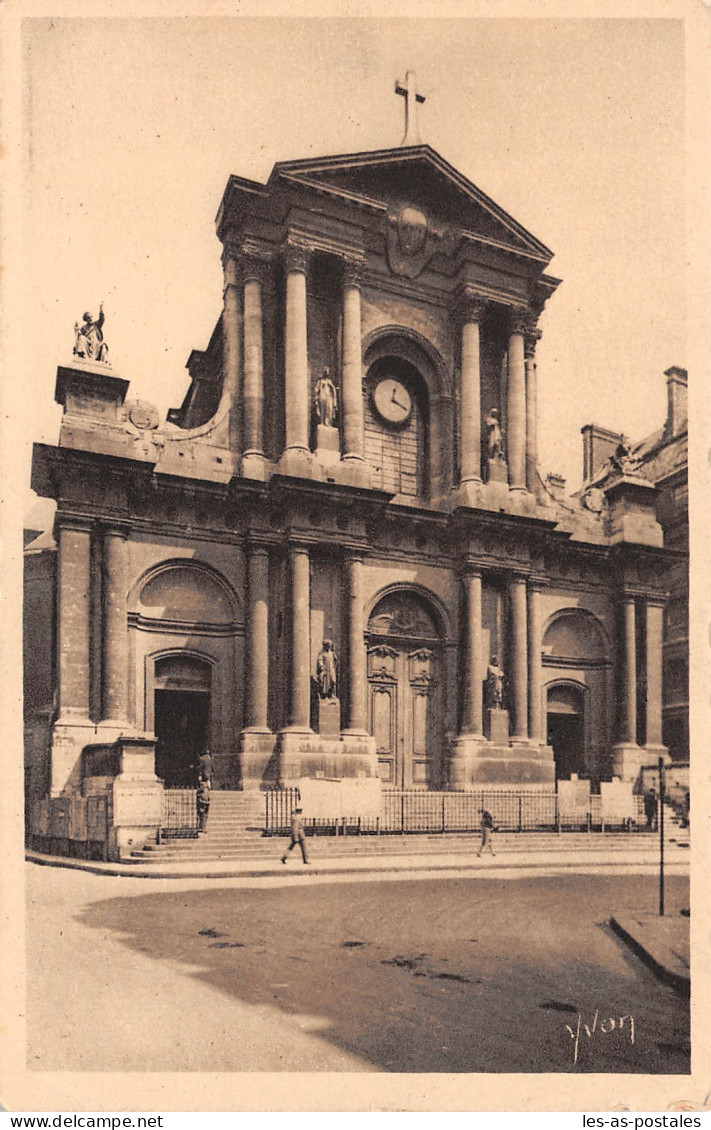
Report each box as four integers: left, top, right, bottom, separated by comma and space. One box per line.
566, 1010, 635, 1064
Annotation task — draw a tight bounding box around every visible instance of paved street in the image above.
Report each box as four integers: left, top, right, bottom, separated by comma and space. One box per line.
26, 861, 689, 1074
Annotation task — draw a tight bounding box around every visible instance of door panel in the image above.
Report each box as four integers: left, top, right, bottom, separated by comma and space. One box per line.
371, 683, 397, 784
368, 642, 441, 789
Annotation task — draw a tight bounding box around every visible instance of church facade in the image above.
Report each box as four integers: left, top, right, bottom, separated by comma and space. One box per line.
25, 143, 677, 858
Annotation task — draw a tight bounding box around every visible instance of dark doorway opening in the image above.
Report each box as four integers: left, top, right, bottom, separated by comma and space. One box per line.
547, 712, 585, 781
155, 690, 210, 787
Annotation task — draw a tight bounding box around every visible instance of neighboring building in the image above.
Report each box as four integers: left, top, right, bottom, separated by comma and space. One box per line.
25, 136, 677, 859
581, 367, 688, 761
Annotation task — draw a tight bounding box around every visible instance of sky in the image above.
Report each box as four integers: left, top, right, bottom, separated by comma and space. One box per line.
18, 15, 686, 512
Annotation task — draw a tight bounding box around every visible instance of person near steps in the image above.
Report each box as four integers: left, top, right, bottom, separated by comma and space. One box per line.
281, 806, 310, 865
477, 808, 497, 857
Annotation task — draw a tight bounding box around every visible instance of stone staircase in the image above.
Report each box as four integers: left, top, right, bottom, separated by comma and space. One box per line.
126, 790, 690, 866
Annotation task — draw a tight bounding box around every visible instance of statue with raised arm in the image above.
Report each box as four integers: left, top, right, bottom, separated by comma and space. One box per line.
314, 368, 338, 428
316, 638, 338, 699
486, 655, 505, 709
74, 303, 109, 363
486, 408, 504, 460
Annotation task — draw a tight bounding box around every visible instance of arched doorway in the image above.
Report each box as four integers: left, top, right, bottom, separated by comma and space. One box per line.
366, 590, 444, 788
546, 683, 585, 781
154, 655, 212, 786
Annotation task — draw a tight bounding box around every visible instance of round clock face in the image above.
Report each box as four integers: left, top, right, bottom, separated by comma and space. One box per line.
372, 378, 412, 426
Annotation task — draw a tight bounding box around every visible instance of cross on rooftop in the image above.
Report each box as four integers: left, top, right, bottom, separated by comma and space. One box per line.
395, 71, 426, 146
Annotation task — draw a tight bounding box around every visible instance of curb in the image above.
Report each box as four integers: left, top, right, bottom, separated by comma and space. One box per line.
609, 914, 690, 996
26, 849, 690, 883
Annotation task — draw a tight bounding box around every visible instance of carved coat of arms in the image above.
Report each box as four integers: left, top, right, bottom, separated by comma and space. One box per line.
386, 204, 455, 279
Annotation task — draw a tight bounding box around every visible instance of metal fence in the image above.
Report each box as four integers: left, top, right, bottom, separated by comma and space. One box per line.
264, 787, 649, 836
161, 787, 199, 839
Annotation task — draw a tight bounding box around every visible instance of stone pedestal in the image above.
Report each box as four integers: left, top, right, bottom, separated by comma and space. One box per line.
277, 729, 378, 784
485, 707, 510, 744
239, 729, 278, 788
105, 736, 163, 861
316, 423, 340, 467
612, 742, 669, 785
488, 456, 508, 484
449, 733, 555, 787
318, 695, 341, 737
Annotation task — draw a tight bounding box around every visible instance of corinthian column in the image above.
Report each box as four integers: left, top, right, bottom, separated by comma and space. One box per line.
524, 325, 542, 495
283, 241, 311, 457
645, 599, 665, 751
56, 518, 92, 721
342, 259, 365, 463
344, 555, 367, 733
458, 292, 487, 486
527, 582, 543, 742
507, 312, 527, 491
102, 524, 130, 724
221, 251, 241, 452
462, 571, 484, 736
620, 597, 637, 745
244, 543, 270, 731
509, 574, 529, 739
287, 544, 311, 731
242, 249, 270, 473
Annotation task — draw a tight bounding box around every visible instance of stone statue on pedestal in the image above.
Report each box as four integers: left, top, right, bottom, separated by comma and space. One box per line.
316, 639, 338, 699
486, 655, 505, 709
74, 303, 109, 363
486, 408, 504, 461
314, 368, 338, 428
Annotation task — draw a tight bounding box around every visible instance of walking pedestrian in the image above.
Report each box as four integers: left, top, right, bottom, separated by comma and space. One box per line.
477, 808, 497, 857
644, 786, 658, 832
196, 779, 211, 833
197, 747, 214, 784
281, 806, 310, 865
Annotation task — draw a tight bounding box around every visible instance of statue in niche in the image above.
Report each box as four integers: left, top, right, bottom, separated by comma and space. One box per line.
486, 655, 505, 709
486, 408, 504, 460
316, 639, 338, 699
314, 368, 338, 428
74, 303, 109, 363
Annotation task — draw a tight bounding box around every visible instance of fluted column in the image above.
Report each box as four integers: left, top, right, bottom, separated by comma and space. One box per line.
102, 524, 129, 723
458, 293, 487, 485
507, 312, 527, 490
509, 574, 529, 739
527, 582, 543, 742
524, 325, 542, 494
462, 571, 484, 736
345, 555, 367, 732
645, 599, 665, 749
242, 251, 270, 463
620, 597, 637, 744
342, 259, 365, 463
245, 543, 270, 731
56, 518, 92, 719
221, 252, 241, 450
288, 544, 311, 730
283, 241, 311, 456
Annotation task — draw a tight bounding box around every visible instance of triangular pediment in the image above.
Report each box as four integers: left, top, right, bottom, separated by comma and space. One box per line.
272, 145, 552, 263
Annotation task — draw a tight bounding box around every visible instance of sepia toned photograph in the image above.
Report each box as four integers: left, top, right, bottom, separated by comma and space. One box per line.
2, 1, 708, 1115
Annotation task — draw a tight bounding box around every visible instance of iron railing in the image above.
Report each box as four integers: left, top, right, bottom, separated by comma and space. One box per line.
264, 787, 649, 835
161, 787, 199, 839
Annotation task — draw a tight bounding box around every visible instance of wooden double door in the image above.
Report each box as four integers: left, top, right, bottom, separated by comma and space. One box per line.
368, 641, 442, 788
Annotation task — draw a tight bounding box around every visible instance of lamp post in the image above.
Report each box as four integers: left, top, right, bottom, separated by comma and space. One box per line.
658, 755, 666, 917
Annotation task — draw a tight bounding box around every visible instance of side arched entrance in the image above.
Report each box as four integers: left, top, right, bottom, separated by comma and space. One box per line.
366, 589, 445, 789
546, 682, 586, 781
154, 655, 212, 787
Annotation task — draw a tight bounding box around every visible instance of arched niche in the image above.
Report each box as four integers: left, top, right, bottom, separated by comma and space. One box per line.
132, 560, 241, 629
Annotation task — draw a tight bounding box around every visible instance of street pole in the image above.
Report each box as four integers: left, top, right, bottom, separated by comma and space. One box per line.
658, 755, 665, 917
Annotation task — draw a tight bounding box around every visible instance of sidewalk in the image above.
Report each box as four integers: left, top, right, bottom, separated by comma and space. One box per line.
26, 836, 690, 882
610, 909, 690, 995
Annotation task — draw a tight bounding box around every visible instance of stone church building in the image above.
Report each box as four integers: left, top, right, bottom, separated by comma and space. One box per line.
25, 131, 679, 857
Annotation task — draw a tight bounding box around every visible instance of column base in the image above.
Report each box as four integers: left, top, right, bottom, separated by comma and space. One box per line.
611, 743, 659, 783
239, 728, 278, 788
277, 447, 317, 478
49, 716, 98, 796
450, 734, 555, 786
241, 451, 269, 481
276, 728, 378, 784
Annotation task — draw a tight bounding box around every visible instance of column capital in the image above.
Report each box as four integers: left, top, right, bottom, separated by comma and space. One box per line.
244, 537, 272, 559
55, 513, 94, 535
283, 238, 313, 275
342, 256, 366, 287
241, 242, 274, 286
101, 520, 131, 540
455, 286, 488, 324
524, 325, 542, 359
507, 307, 529, 336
